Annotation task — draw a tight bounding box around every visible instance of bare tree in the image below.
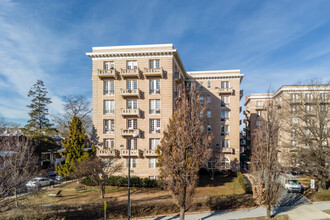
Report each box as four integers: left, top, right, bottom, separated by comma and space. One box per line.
282, 84, 330, 189
157, 88, 211, 220
250, 98, 282, 218
53, 95, 93, 137
207, 148, 225, 181
0, 135, 37, 209
71, 157, 123, 198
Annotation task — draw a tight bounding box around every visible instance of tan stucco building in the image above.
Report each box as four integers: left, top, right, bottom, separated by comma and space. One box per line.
244, 85, 330, 169
86, 44, 243, 178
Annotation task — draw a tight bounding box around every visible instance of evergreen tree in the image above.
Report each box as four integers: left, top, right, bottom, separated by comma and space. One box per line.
56, 116, 95, 176
25, 79, 53, 134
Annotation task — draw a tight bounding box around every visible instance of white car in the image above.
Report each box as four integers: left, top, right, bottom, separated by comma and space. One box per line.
26, 177, 53, 188
285, 179, 304, 193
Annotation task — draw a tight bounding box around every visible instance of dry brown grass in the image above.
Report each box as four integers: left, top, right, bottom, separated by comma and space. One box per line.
0, 175, 253, 219
233, 215, 289, 220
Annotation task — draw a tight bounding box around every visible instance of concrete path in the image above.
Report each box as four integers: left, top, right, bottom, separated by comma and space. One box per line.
140, 201, 330, 220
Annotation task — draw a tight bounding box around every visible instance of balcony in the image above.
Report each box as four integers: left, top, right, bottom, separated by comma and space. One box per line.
120, 89, 140, 97
240, 90, 244, 99
216, 87, 234, 95
255, 105, 265, 110
243, 109, 250, 115
96, 149, 117, 157
120, 129, 140, 137
120, 149, 140, 157
222, 148, 234, 154
121, 108, 140, 117
97, 69, 117, 78
120, 68, 140, 78
144, 68, 163, 77
144, 150, 158, 157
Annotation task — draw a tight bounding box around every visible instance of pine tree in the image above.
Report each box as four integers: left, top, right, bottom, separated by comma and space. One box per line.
56, 116, 95, 176
25, 79, 53, 133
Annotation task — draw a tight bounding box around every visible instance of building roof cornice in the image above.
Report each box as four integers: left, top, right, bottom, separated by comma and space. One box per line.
273, 85, 330, 97
86, 49, 177, 58
244, 94, 273, 106
186, 70, 244, 82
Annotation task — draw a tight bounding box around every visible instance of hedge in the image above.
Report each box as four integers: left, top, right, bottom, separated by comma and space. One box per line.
80, 176, 158, 188
237, 172, 252, 194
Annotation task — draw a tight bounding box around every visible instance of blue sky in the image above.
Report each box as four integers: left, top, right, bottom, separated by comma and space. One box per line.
1, 0, 330, 124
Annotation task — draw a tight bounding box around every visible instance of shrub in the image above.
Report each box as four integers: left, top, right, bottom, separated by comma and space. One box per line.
80, 176, 158, 188
237, 172, 252, 194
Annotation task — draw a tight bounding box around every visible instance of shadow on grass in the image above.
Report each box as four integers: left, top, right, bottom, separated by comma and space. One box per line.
198, 172, 236, 187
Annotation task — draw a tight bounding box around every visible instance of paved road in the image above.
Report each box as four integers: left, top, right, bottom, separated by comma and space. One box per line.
140, 190, 328, 220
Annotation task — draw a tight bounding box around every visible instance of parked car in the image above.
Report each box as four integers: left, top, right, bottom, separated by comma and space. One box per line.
26, 177, 53, 188
55, 175, 64, 181
285, 179, 304, 193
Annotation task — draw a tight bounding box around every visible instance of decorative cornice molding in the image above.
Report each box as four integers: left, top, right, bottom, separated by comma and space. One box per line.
86, 49, 177, 59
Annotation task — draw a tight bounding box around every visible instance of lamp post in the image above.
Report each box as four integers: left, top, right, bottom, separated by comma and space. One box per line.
128, 132, 139, 220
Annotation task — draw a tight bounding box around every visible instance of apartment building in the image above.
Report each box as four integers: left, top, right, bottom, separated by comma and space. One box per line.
86, 44, 244, 178
244, 85, 330, 169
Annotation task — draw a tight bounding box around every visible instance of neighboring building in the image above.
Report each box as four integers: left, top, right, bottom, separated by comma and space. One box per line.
244, 85, 330, 169
86, 44, 244, 178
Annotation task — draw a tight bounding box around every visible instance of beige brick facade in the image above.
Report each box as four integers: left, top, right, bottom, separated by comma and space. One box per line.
86, 44, 243, 178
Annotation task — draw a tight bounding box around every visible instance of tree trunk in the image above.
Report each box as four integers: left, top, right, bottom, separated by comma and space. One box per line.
319, 177, 327, 190
99, 184, 105, 198
179, 206, 185, 220
267, 206, 271, 218
15, 188, 18, 208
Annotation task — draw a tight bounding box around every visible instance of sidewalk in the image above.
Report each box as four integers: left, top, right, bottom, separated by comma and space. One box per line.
140, 201, 330, 220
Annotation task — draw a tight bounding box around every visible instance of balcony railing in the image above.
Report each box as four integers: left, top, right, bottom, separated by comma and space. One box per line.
120, 89, 140, 97
96, 149, 117, 157
222, 148, 234, 154
120, 129, 139, 137
255, 105, 265, 110
120, 149, 140, 157
120, 68, 140, 78
121, 108, 140, 117
97, 69, 116, 78
144, 150, 158, 157
144, 68, 163, 77
216, 87, 234, 95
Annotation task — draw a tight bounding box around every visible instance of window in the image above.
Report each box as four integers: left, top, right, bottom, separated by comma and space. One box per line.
200, 126, 204, 132
126, 158, 137, 168
127, 60, 137, 69
127, 100, 138, 109
207, 125, 211, 132
305, 105, 312, 112
150, 79, 160, 94
221, 96, 229, 107
256, 111, 262, 117
200, 111, 204, 118
149, 158, 158, 168
256, 101, 263, 107
200, 82, 203, 89
207, 81, 211, 88
207, 96, 211, 104
149, 59, 160, 68
320, 93, 328, 100
104, 139, 114, 149
104, 80, 114, 95
221, 81, 229, 88
291, 94, 299, 100
104, 100, 114, 114
221, 140, 230, 148
150, 119, 161, 133
305, 93, 313, 100
291, 106, 296, 114
291, 129, 297, 138
127, 138, 137, 150
291, 117, 298, 125
104, 61, 114, 70
256, 121, 263, 128
221, 125, 229, 136
104, 119, 114, 134
127, 119, 137, 129
305, 129, 311, 136
320, 104, 326, 111
322, 141, 328, 147
207, 111, 211, 118
104, 158, 114, 168
150, 139, 160, 150
221, 111, 229, 121
150, 100, 161, 114
127, 80, 137, 90
200, 97, 204, 104
291, 140, 297, 147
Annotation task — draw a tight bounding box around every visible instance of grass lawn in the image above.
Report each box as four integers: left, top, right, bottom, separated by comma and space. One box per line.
323, 210, 330, 215
1, 174, 253, 219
